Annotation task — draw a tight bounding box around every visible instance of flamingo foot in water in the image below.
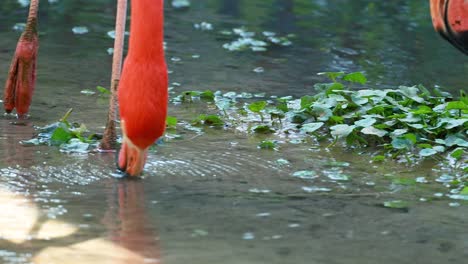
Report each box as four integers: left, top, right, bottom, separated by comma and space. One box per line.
3, 37, 38, 118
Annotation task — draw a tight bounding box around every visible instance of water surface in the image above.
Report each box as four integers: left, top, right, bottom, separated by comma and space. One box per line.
0, 1, 467, 263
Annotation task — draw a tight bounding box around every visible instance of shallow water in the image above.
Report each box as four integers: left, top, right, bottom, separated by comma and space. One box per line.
0, 1, 467, 263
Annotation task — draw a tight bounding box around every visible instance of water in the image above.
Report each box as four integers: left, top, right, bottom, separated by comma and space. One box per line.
0, 1, 467, 263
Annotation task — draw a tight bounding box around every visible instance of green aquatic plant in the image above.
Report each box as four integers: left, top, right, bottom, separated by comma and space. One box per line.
22, 109, 100, 153
172, 72, 467, 171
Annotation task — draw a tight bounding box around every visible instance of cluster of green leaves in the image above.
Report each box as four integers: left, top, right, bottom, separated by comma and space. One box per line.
173, 72, 467, 171
22, 109, 99, 153
294, 72, 467, 160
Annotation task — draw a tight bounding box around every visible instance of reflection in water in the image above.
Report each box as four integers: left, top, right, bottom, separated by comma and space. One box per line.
103, 180, 161, 263
34, 179, 161, 263
0, 119, 36, 167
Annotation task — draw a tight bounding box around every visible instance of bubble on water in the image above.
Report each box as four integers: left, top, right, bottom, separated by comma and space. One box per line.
292, 170, 317, 179
72, 26, 89, 35
327, 173, 350, 181
12, 23, 26, 32
46, 205, 68, 219
78, 224, 90, 229
448, 194, 468, 201
433, 193, 444, 198
107, 30, 116, 39
323, 169, 349, 181
172, 0, 190, 9
248, 188, 271, 194
262, 31, 276, 37
276, 158, 290, 166
223, 37, 268, 52
365, 181, 376, 186
253, 67, 264, 73
251, 46, 267, 52
419, 197, 428, 202
106, 30, 129, 39
0, 250, 32, 264
302, 186, 332, 193
242, 232, 255, 240
59, 139, 90, 154
191, 229, 208, 237
107, 48, 114, 55
82, 213, 94, 220
194, 22, 213, 31
416, 177, 428, 183
256, 212, 271, 217
80, 89, 96, 95
288, 223, 300, 228
192, 54, 200, 59
17, 0, 29, 7
435, 174, 454, 183
449, 202, 461, 207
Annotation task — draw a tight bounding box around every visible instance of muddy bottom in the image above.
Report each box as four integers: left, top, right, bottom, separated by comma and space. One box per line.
0, 1, 467, 264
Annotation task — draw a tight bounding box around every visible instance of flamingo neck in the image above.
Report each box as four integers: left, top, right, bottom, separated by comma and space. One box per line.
128, 0, 165, 61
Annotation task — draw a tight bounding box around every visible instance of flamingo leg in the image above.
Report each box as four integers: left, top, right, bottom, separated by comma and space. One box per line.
3, 0, 39, 118
100, 0, 128, 150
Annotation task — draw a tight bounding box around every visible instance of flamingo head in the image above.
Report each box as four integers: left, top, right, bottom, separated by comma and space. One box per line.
430, 0, 468, 54
117, 120, 148, 177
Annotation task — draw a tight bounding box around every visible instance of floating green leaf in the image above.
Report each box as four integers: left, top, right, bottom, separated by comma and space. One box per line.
253, 125, 275, 134
343, 72, 367, 84
248, 101, 267, 113
300, 122, 324, 133
330, 124, 356, 138
450, 148, 464, 160
419, 148, 437, 157
258, 140, 277, 149
446, 101, 467, 111
383, 200, 409, 209
360, 126, 387, 137
96, 85, 111, 95
166, 116, 178, 128
392, 178, 417, 185
354, 118, 377, 128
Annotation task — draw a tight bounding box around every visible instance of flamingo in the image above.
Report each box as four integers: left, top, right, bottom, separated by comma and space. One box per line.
430, 0, 468, 54
117, 0, 168, 176
3, 0, 168, 177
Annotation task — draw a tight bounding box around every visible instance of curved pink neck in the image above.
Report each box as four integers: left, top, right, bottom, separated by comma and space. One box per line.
127, 0, 165, 61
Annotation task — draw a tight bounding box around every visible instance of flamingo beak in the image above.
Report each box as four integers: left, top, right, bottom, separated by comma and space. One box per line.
117, 121, 148, 177
430, 0, 468, 54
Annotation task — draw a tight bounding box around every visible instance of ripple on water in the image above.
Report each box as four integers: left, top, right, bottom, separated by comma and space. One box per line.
0, 160, 113, 193
145, 148, 285, 182
0, 250, 32, 264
